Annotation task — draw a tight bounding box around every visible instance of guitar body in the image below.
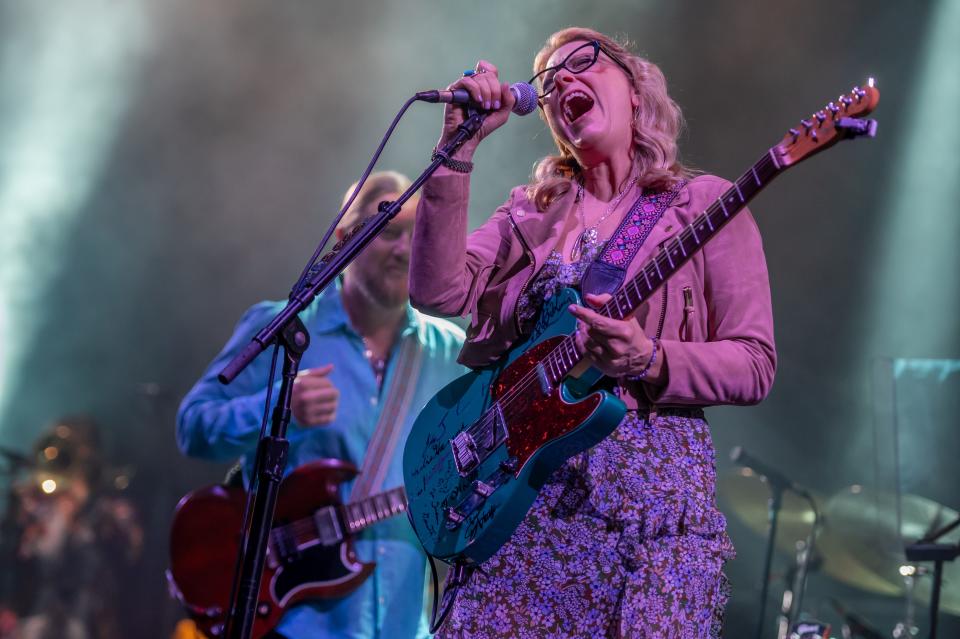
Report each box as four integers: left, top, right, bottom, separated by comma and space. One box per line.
168, 459, 374, 639
403, 287, 627, 564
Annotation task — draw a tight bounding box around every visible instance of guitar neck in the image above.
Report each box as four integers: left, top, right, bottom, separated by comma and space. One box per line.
341, 486, 408, 535
544, 149, 784, 380
606, 149, 782, 320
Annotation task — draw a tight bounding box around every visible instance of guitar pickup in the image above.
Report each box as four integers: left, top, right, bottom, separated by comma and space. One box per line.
313, 506, 344, 546
450, 431, 481, 476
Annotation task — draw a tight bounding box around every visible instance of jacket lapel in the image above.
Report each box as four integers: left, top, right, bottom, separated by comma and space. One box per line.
507, 184, 577, 270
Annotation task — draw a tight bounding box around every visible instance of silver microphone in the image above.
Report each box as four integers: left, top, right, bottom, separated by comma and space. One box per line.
416, 81, 538, 116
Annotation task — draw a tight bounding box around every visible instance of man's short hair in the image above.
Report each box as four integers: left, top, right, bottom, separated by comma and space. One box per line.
337, 171, 413, 234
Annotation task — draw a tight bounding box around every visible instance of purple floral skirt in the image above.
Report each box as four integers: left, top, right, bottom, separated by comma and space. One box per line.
437, 410, 735, 639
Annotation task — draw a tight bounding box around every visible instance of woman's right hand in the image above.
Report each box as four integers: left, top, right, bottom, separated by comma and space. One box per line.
438, 59, 517, 161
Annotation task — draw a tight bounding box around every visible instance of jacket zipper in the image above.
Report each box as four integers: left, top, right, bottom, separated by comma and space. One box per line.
655, 280, 668, 340
508, 214, 537, 334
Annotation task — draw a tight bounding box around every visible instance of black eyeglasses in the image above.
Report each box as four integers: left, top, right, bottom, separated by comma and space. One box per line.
528, 40, 634, 99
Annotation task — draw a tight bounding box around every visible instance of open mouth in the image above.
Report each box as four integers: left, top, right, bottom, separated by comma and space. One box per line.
561, 90, 595, 124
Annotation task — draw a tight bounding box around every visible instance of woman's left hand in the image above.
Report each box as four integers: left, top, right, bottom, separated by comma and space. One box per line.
569, 293, 662, 382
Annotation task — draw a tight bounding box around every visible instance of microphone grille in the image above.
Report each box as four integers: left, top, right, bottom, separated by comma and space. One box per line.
510, 82, 539, 116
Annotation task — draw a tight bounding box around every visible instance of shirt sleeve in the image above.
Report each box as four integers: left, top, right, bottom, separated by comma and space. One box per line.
176, 302, 283, 461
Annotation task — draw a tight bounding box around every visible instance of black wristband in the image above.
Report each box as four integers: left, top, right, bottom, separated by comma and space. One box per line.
432, 148, 474, 174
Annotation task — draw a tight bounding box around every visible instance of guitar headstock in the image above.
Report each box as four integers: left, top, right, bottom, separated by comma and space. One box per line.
775, 80, 880, 167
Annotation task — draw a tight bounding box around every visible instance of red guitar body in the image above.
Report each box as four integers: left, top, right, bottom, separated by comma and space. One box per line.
168, 459, 374, 639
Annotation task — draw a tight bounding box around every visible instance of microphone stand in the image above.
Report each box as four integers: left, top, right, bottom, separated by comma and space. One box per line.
756, 482, 784, 639
219, 107, 489, 639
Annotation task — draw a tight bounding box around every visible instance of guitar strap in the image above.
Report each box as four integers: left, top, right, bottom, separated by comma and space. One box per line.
581, 180, 686, 297
349, 330, 424, 501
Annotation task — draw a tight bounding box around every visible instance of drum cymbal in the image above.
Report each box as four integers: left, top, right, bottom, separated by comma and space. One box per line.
821, 485, 960, 615
717, 469, 821, 554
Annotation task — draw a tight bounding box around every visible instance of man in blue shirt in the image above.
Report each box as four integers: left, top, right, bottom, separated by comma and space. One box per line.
177, 171, 465, 639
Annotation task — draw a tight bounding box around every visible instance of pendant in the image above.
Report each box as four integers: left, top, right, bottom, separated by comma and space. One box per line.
570, 227, 597, 261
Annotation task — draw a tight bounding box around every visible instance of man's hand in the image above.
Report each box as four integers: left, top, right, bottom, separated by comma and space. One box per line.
291, 364, 339, 427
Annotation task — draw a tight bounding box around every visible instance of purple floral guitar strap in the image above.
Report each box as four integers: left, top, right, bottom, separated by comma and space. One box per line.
581, 180, 686, 297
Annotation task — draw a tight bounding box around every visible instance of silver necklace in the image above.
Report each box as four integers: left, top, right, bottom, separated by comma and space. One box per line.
362, 337, 387, 389
570, 172, 639, 261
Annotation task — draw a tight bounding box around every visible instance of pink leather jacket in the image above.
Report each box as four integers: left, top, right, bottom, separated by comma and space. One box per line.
409, 172, 776, 409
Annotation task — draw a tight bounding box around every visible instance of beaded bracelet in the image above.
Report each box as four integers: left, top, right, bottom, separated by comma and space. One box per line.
431, 148, 474, 174
628, 337, 659, 381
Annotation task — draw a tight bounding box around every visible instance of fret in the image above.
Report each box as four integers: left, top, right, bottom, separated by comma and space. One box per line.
663, 245, 675, 269
717, 196, 729, 218
388, 490, 403, 512
733, 180, 744, 203
642, 267, 652, 291
689, 221, 700, 244
750, 166, 761, 186
632, 281, 645, 306
653, 257, 663, 281
674, 236, 687, 258
551, 354, 563, 383
362, 501, 374, 525
347, 505, 361, 531
616, 292, 630, 317
561, 341, 574, 371
705, 211, 715, 231
612, 295, 625, 318
767, 148, 781, 170
623, 282, 638, 308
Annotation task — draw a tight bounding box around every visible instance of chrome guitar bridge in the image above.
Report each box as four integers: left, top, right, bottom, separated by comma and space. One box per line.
450, 431, 481, 476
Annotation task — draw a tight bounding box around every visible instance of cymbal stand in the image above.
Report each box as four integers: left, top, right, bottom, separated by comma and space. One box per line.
892, 565, 921, 638
776, 495, 822, 639
904, 513, 960, 639
756, 484, 784, 639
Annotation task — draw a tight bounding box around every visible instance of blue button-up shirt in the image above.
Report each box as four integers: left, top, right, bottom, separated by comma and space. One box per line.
177, 282, 465, 639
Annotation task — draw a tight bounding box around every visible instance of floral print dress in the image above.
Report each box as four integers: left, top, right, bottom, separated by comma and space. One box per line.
438, 236, 735, 639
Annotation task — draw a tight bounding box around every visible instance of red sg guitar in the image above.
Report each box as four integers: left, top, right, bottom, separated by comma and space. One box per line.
167, 459, 407, 639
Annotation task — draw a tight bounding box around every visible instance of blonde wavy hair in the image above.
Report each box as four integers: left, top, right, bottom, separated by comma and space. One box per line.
529, 28, 693, 211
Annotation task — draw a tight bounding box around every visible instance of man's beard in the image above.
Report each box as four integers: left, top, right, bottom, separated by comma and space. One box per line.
356, 269, 409, 310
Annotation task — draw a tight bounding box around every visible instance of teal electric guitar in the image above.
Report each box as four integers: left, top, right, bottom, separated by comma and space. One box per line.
403, 82, 880, 564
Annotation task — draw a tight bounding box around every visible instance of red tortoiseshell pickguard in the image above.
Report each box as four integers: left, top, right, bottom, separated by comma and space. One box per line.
491, 336, 600, 474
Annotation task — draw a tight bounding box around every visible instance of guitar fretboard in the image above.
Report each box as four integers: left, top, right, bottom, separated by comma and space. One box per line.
342, 486, 407, 534
541, 149, 784, 384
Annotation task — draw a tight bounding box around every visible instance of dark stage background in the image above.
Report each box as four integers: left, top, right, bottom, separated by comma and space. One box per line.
1, 0, 958, 636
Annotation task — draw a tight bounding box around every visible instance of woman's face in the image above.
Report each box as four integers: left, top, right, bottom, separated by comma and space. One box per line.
540, 40, 637, 164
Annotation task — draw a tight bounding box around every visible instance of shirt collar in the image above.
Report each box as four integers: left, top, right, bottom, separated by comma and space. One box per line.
307, 278, 421, 340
